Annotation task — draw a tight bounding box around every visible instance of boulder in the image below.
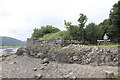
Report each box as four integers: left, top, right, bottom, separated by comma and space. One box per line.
16, 48, 25, 55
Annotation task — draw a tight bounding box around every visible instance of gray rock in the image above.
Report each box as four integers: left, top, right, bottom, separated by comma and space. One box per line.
63, 75, 69, 78
40, 67, 44, 70
72, 56, 79, 61
2, 57, 5, 61
37, 53, 45, 59
7, 58, 11, 61
10, 61, 17, 64
42, 58, 49, 64
104, 70, 115, 78
33, 68, 37, 71
16, 48, 25, 55
33, 74, 43, 79
93, 46, 99, 51
43, 63, 48, 66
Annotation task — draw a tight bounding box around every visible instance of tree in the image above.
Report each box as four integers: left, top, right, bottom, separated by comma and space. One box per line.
85, 23, 102, 44
64, 13, 87, 41
32, 25, 60, 38
98, 19, 111, 40
78, 13, 87, 28
31, 28, 41, 38
78, 13, 88, 41
64, 20, 79, 40
109, 1, 120, 42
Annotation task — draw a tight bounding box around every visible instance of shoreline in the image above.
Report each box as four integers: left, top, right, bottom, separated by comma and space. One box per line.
0, 54, 119, 78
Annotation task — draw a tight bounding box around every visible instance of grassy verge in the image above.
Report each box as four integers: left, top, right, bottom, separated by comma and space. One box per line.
88, 44, 119, 49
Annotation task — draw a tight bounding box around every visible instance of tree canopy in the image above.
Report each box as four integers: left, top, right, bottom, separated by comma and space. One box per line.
32, 25, 60, 38
31, 1, 119, 44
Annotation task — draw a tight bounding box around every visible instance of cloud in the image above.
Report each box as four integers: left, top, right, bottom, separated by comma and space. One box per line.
0, 0, 118, 40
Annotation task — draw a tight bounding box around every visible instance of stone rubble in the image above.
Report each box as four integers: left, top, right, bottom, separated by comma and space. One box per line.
16, 38, 119, 66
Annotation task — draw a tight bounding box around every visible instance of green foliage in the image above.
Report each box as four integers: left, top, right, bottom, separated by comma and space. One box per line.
64, 20, 79, 40
31, 28, 41, 38
85, 23, 102, 44
32, 25, 60, 38
109, 1, 120, 43
77, 13, 87, 41
39, 31, 68, 40
78, 13, 87, 28
97, 1, 120, 43
64, 13, 87, 41
98, 19, 110, 35
31, 2, 119, 44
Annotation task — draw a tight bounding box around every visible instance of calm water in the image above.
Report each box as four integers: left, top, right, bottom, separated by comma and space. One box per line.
0, 48, 18, 56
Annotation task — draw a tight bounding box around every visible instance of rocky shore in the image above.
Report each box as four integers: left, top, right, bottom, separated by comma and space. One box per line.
0, 53, 118, 78
0, 38, 119, 79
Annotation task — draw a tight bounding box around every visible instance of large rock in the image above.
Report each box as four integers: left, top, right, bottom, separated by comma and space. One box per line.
16, 48, 25, 55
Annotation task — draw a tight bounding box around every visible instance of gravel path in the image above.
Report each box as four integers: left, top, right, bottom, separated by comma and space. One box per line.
0, 54, 118, 78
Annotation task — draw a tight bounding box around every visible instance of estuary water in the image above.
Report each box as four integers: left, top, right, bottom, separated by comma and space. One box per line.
0, 48, 18, 56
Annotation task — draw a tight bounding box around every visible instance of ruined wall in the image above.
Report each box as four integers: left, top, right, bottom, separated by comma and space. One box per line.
24, 38, 119, 66
26, 38, 82, 49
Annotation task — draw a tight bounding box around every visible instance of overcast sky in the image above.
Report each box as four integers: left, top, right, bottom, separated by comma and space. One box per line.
0, 0, 118, 41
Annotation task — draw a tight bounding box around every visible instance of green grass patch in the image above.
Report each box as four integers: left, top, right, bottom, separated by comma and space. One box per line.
114, 75, 120, 78
39, 31, 67, 40
88, 44, 119, 49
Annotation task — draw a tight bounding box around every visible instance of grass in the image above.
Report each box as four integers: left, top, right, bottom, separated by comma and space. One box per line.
88, 44, 119, 49
0, 46, 26, 49
114, 75, 120, 78
39, 31, 67, 40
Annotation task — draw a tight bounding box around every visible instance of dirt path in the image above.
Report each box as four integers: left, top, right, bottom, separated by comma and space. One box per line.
0, 54, 118, 78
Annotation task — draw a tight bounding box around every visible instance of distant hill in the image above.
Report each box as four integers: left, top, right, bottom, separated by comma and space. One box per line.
0, 36, 26, 46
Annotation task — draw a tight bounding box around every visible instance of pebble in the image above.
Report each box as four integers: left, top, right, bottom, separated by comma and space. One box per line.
40, 67, 44, 70
43, 63, 48, 66
2, 57, 5, 61
33, 74, 43, 79
33, 68, 37, 71
42, 58, 49, 64
63, 75, 69, 78
10, 61, 17, 64
7, 58, 11, 61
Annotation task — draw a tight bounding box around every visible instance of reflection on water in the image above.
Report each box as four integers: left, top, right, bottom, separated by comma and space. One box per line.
4, 49, 14, 52
0, 48, 18, 56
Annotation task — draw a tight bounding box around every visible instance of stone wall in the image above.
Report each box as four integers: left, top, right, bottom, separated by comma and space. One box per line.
26, 38, 82, 49
21, 38, 119, 66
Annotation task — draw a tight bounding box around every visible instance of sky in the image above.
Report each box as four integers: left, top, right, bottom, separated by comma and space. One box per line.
0, 0, 118, 41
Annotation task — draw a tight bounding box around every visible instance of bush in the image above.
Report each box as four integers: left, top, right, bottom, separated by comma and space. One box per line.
39, 31, 68, 40
32, 25, 60, 38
